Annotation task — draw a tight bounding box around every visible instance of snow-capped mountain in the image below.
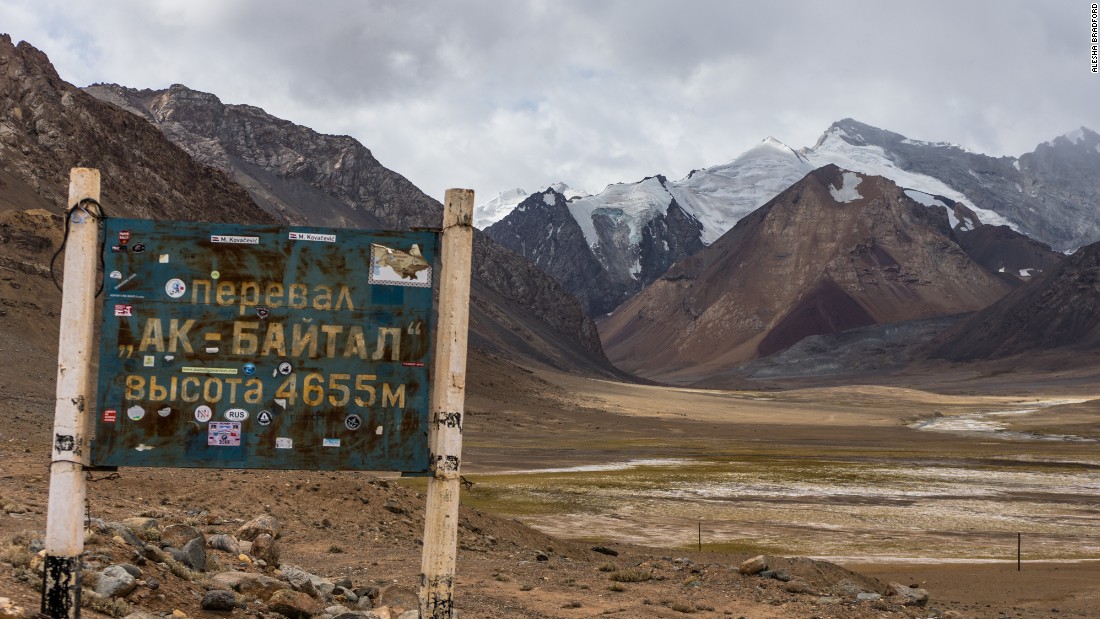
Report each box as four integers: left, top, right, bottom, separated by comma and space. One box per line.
475, 182, 586, 229
485, 119, 1100, 316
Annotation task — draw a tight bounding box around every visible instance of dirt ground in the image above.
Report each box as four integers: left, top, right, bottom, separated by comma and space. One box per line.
4, 348, 1098, 618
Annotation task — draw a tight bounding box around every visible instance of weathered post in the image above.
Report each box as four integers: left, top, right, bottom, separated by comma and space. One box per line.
419, 189, 474, 619
43, 168, 101, 619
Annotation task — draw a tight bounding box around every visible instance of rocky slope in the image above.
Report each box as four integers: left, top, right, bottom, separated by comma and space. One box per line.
930, 240, 1100, 361
599, 165, 1013, 384
0, 35, 272, 225
486, 184, 704, 315
83, 82, 615, 375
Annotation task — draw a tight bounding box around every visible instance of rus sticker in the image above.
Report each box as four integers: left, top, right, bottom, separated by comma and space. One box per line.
224, 408, 249, 422
165, 278, 186, 299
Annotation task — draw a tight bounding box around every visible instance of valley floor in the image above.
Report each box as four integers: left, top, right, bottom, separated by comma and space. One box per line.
1, 356, 1098, 618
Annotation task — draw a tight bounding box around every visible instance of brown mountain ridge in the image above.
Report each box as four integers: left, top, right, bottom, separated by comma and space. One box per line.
599, 164, 1015, 385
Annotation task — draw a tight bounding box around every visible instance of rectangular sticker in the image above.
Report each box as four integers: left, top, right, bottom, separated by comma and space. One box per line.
102, 409, 117, 423
208, 422, 241, 447
210, 235, 260, 245
143, 355, 155, 368
288, 231, 336, 243
275, 437, 293, 449
368, 243, 432, 288
182, 366, 238, 375
322, 438, 341, 447
114, 304, 133, 317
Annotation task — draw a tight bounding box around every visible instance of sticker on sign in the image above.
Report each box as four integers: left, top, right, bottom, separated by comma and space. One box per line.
210, 235, 260, 244
288, 231, 337, 243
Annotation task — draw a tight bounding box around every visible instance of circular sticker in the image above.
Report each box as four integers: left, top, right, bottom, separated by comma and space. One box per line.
225, 408, 249, 422
344, 415, 362, 431
157, 406, 172, 418
126, 405, 145, 421
109, 270, 122, 280
210, 270, 220, 280
131, 242, 146, 254
256, 410, 273, 426
277, 361, 293, 375
194, 405, 213, 423
243, 362, 256, 376
165, 278, 187, 299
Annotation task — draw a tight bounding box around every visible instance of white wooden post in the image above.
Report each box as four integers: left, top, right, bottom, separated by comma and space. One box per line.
43, 168, 101, 619
419, 189, 474, 619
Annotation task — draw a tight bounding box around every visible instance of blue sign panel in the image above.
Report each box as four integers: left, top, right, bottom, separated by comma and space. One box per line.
92, 219, 438, 473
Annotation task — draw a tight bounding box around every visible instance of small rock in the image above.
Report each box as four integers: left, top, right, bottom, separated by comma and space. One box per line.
0, 597, 26, 619
251, 533, 280, 564
816, 595, 842, 605
95, 565, 138, 598
355, 586, 380, 601
267, 588, 323, 619
783, 580, 815, 594
759, 569, 790, 582
208, 533, 241, 554
121, 517, 159, 534
829, 578, 864, 599
382, 499, 408, 516
201, 589, 241, 611
117, 563, 143, 578
738, 555, 768, 575
324, 605, 352, 615
281, 564, 320, 598
856, 592, 882, 601
122, 612, 161, 619
355, 597, 376, 611
161, 524, 204, 550
237, 513, 282, 541
888, 582, 929, 607
377, 586, 418, 613
211, 571, 290, 601
397, 612, 419, 619
591, 545, 618, 556
334, 576, 353, 589
145, 577, 160, 590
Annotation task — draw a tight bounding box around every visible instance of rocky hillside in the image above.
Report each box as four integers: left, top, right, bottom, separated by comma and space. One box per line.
0, 35, 272, 224
82, 82, 616, 375
955, 224, 1063, 283
599, 165, 1014, 385
930, 240, 1100, 361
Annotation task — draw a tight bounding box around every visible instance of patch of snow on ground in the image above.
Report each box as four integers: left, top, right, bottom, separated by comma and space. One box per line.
1019, 268, 1039, 277
828, 171, 863, 203
1013, 159, 1021, 171
542, 191, 556, 206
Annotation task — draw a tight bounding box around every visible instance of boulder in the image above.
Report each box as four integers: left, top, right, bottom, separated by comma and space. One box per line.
200, 589, 241, 611
267, 588, 322, 619
161, 524, 204, 550
210, 571, 289, 600
237, 514, 282, 541
280, 564, 320, 598
208, 533, 241, 554
377, 586, 417, 613
121, 517, 159, 534
738, 555, 768, 575
180, 537, 206, 571
250, 533, 280, 564
94, 565, 137, 598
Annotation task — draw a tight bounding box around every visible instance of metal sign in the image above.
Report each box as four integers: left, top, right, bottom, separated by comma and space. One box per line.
92, 218, 438, 473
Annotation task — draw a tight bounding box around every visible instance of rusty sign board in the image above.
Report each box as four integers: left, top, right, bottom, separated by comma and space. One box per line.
92, 218, 438, 473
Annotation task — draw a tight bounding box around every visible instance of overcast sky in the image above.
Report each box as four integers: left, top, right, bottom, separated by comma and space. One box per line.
3, 0, 1099, 203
